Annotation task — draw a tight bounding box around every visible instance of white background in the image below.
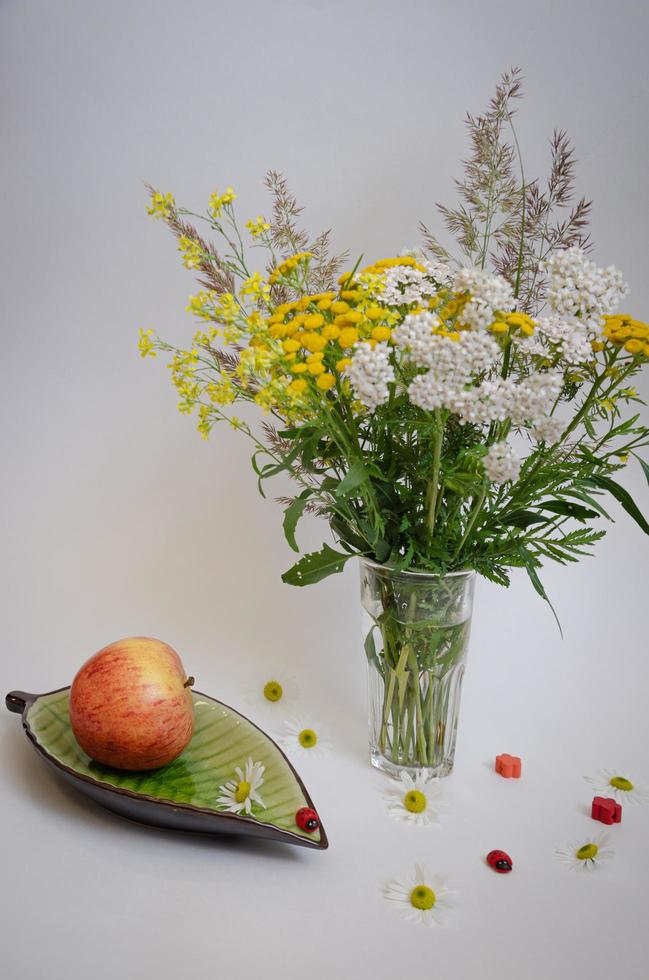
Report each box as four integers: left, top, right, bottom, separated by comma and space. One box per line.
1, 1, 648, 978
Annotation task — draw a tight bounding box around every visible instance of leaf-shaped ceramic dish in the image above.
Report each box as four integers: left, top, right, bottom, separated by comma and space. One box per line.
6, 687, 328, 850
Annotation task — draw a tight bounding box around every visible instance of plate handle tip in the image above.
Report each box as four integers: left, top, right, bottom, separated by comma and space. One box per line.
5, 691, 34, 714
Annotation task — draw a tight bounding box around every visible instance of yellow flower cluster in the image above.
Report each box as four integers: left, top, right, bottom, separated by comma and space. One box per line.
245, 284, 400, 411
147, 191, 175, 220
241, 271, 271, 301
209, 187, 237, 217
178, 235, 203, 270
269, 252, 313, 285
360, 255, 426, 275
602, 315, 649, 357
488, 311, 536, 337
246, 216, 271, 238
138, 328, 157, 358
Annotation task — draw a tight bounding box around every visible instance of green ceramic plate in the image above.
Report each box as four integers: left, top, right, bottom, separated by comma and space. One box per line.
6, 687, 327, 850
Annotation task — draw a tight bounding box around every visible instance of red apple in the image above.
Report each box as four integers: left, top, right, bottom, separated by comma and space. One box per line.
69, 636, 194, 770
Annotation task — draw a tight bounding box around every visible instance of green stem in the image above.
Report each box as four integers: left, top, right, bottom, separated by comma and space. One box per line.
452, 485, 487, 562
426, 412, 444, 538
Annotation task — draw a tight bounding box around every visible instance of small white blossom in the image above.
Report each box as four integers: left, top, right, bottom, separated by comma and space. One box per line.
381, 266, 431, 306
392, 311, 442, 367
530, 415, 566, 444
347, 342, 395, 409
508, 371, 563, 424
483, 441, 521, 484
534, 315, 595, 365
543, 246, 628, 320
396, 313, 500, 375
408, 372, 462, 412
445, 371, 562, 427
453, 268, 515, 330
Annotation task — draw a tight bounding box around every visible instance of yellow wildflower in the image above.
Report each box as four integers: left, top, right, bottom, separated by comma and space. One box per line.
268, 252, 313, 285
304, 313, 325, 329
625, 339, 644, 355
316, 373, 336, 391
331, 301, 350, 315
209, 187, 237, 217
336, 357, 352, 372
302, 332, 327, 353
246, 215, 270, 238
371, 326, 392, 342
207, 380, 236, 405
365, 306, 385, 321
146, 191, 175, 220
138, 328, 157, 358
339, 327, 359, 347
241, 271, 270, 301
288, 379, 308, 394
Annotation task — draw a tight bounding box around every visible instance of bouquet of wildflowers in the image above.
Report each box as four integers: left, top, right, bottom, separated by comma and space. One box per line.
140, 70, 649, 623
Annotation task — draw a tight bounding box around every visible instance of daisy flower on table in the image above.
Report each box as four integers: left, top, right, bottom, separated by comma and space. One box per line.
555, 831, 613, 872
242, 670, 300, 713
584, 768, 649, 806
383, 864, 453, 927
216, 758, 265, 816
384, 771, 444, 827
278, 717, 332, 760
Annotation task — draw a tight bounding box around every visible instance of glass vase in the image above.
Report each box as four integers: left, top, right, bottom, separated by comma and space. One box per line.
359, 557, 476, 778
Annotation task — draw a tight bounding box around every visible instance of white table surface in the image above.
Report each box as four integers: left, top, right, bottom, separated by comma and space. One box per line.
2, 2, 649, 977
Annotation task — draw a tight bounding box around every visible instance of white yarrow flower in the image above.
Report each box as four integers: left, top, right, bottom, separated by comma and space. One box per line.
531, 415, 566, 445
384, 772, 444, 827
483, 441, 521, 484
383, 864, 454, 926
381, 266, 431, 306
453, 268, 515, 329
534, 315, 595, 365
347, 342, 394, 409
216, 758, 265, 815
543, 246, 628, 319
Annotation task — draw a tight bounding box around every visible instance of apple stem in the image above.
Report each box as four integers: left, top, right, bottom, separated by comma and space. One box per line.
184, 676, 195, 689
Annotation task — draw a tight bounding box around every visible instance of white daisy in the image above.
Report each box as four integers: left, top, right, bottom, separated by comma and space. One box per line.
242, 671, 300, 712
384, 771, 444, 827
278, 717, 332, 759
555, 831, 614, 872
584, 768, 649, 806
216, 758, 265, 816
383, 864, 453, 926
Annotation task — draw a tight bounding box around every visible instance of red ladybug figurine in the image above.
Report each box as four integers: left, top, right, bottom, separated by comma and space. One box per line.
487, 849, 513, 873
295, 807, 320, 833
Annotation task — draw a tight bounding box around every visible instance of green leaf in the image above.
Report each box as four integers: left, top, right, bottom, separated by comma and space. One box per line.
634, 454, 649, 488
281, 543, 351, 587
563, 488, 612, 521
335, 460, 368, 498
587, 474, 649, 535
538, 499, 599, 522
500, 510, 547, 529
516, 546, 563, 637
282, 491, 312, 553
